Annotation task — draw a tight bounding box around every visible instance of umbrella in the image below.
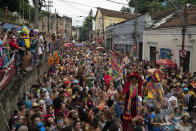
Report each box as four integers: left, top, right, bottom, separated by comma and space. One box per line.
76, 43, 83, 47
64, 43, 73, 47
96, 46, 104, 50
156, 59, 177, 67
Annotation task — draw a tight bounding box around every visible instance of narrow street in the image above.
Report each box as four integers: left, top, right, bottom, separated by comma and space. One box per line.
0, 0, 196, 131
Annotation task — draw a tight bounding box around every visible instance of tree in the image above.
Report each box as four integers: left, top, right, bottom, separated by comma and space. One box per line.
33, 0, 46, 11
120, 6, 132, 13
82, 9, 94, 41
33, 0, 39, 29
128, 0, 164, 14
32, 0, 46, 29
128, 0, 196, 14
0, 0, 29, 12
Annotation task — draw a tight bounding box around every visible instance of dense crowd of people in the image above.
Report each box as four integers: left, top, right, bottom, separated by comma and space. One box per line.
0, 26, 61, 73
6, 41, 196, 131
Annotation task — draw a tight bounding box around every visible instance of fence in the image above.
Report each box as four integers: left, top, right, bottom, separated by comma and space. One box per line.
0, 39, 63, 90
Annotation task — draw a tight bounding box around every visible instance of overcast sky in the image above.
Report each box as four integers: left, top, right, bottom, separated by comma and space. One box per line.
30, 0, 129, 26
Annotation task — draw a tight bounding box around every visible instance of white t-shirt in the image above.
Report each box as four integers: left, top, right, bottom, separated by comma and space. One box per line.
39, 35, 44, 42
175, 122, 192, 131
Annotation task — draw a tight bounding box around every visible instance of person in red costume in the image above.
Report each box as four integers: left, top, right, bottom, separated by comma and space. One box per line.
122, 72, 143, 131
8, 31, 21, 50
104, 72, 112, 89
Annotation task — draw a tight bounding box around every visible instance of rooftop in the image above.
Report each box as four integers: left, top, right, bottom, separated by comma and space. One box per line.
155, 5, 196, 28
96, 7, 135, 19
151, 9, 176, 21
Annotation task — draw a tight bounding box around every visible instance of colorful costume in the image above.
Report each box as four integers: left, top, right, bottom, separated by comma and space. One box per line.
147, 69, 166, 105
123, 73, 143, 131
22, 27, 30, 49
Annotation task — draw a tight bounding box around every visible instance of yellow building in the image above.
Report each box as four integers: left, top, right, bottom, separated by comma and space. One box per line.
94, 7, 135, 42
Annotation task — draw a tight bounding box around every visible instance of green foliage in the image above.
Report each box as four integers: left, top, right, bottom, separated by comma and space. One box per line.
120, 6, 132, 13
128, 0, 196, 14
82, 9, 94, 41
0, 0, 29, 12
128, 0, 164, 14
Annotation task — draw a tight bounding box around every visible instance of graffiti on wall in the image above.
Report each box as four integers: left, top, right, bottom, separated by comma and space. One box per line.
160, 48, 171, 60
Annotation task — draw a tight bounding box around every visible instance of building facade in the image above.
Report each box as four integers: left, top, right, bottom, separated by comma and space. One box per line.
72, 26, 80, 43
106, 15, 146, 60
94, 7, 135, 42
38, 15, 72, 41
144, 26, 196, 73
143, 5, 196, 73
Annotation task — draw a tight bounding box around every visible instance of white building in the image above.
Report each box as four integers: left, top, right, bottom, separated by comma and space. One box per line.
143, 5, 196, 73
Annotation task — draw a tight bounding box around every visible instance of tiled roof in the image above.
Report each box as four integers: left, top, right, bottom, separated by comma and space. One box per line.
151, 9, 176, 21
156, 5, 196, 28
97, 7, 135, 19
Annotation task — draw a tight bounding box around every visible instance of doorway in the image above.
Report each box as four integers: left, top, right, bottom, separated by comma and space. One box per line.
139, 42, 143, 61
183, 51, 190, 72
150, 46, 156, 64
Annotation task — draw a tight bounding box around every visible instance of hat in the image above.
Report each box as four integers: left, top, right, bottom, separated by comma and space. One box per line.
18, 126, 28, 131
183, 88, 189, 92
45, 99, 53, 106
155, 104, 161, 110
56, 119, 63, 124
20, 30, 26, 35
127, 73, 142, 81
32, 103, 39, 107
73, 79, 79, 84
182, 111, 190, 118
148, 68, 156, 74
168, 96, 177, 102
38, 99, 45, 107
40, 88, 47, 93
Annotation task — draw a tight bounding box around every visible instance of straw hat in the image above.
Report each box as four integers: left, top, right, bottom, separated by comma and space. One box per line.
182, 111, 190, 118
32, 103, 39, 107
147, 68, 156, 74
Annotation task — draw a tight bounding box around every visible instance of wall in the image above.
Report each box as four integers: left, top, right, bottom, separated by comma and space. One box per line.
143, 26, 196, 73
95, 9, 103, 38
0, 21, 31, 31
0, 62, 48, 130
38, 16, 72, 41
104, 16, 126, 31
95, 9, 128, 40
64, 16, 72, 42
106, 15, 146, 56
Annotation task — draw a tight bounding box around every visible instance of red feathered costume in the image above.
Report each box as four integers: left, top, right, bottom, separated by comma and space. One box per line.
122, 73, 143, 131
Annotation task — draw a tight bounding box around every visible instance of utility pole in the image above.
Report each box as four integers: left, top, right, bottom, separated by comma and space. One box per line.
102, 13, 105, 44
55, 9, 59, 35
133, 1, 138, 61
180, 0, 188, 72
57, 11, 59, 35
34, 0, 39, 29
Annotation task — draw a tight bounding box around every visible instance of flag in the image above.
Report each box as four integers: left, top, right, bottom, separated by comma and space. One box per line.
111, 59, 122, 73
147, 82, 166, 104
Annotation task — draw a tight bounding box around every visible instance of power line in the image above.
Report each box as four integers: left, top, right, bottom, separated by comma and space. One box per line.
60, 0, 96, 8
105, 0, 128, 6
65, 2, 90, 13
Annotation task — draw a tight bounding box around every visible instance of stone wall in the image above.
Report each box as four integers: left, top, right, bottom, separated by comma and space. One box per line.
0, 61, 48, 131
